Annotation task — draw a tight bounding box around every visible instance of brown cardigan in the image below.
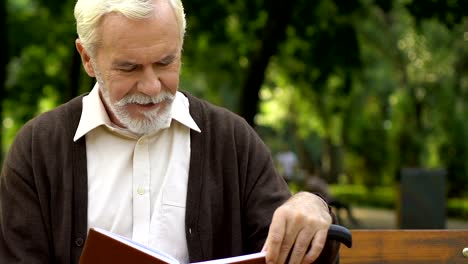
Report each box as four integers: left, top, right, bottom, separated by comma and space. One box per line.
0, 92, 339, 263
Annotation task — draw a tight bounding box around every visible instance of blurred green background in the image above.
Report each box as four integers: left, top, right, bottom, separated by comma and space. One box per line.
1, 0, 467, 220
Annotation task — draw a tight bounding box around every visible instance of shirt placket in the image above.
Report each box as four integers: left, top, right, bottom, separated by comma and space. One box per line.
132, 137, 151, 245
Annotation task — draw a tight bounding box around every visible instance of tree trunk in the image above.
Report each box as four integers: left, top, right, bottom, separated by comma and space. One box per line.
239, 0, 297, 126
0, 0, 7, 164
65, 45, 82, 102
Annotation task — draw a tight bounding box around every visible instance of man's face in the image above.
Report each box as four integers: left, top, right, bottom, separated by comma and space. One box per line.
79, 1, 182, 134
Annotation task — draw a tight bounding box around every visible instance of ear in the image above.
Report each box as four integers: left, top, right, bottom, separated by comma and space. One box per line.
76, 39, 96, 77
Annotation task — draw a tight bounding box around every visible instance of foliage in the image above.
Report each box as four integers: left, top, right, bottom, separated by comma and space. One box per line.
447, 198, 468, 220
329, 184, 396, 209
3, 0, 81, 148
256, 0, 468, 195
1, 0, 468, 198
330, 184, 468, 219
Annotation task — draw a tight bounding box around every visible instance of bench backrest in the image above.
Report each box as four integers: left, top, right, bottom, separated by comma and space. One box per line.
340, 229, 468, 263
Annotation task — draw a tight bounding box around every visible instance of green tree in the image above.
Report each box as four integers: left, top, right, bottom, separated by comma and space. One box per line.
0, 0, 7, 163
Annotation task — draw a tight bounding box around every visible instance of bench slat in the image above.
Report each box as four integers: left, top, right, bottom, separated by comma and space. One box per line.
340, 230, 468, 264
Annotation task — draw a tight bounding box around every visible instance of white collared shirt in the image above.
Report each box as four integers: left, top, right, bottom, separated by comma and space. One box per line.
74, 84, 201, 263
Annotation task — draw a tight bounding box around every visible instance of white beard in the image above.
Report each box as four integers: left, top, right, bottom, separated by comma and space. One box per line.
95, 73, 175, 135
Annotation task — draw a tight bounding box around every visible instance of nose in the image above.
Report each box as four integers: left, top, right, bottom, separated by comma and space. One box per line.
136, 66, 161, 96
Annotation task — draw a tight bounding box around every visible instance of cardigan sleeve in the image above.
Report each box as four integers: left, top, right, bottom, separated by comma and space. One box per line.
234, 115, 340, 263
0, 96, 85, 264
240, 128, 292, 251
242, 145, 340, 263
0, 123, 52, 263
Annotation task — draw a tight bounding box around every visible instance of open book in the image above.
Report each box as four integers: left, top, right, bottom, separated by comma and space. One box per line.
79, 225, 351, 264
79, 227, 267, 264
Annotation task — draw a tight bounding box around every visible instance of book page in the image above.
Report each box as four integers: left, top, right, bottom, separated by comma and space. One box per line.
191, 252, 266, 264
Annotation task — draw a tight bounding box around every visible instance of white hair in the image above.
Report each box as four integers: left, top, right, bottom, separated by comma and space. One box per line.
74, 0, 186, 54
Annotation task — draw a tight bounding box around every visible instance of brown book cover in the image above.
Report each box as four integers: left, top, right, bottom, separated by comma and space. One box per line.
79, 228, 266, 264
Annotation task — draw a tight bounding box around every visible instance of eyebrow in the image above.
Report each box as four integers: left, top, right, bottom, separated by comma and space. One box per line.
112, 61, 137, 68
112, 54, 178, 67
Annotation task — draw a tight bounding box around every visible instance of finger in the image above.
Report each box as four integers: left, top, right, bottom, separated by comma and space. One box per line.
302, 229, 328, 264
287, 228, 314, 264
276, 216, 301, 264
264, 211, 287, 264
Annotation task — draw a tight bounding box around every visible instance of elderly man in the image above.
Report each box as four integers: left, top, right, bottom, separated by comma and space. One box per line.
0, 0, 339, 263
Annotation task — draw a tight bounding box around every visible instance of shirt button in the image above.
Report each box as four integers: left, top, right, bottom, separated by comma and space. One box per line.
137, 186, 145, 195
75, 237, 84, 247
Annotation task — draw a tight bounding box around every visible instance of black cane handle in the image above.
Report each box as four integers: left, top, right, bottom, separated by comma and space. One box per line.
327, 224, 352, 248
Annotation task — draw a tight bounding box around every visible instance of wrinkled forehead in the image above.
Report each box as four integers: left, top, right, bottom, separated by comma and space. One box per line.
93, 4, 182, 63
98, 2, 180, 45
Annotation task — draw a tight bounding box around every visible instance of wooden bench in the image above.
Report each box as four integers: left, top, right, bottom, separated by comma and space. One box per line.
340, 229, 468, 263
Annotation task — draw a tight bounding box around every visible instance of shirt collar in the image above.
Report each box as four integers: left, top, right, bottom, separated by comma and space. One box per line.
171, 91, 202, 133
73, 83, 201, 142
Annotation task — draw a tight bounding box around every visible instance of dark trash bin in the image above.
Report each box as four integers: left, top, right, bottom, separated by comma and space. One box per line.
397, 168, 447, 229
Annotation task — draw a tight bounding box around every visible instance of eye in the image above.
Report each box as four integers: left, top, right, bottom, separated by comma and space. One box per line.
158, 56, 176, 66
119, 65, 138, 72
158, 61, 171, 66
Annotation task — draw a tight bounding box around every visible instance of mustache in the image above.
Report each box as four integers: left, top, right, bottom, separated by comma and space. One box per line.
115, 92, 175, 106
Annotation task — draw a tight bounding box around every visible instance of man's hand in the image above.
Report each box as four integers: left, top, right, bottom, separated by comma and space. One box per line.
263, 192, 332, 264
